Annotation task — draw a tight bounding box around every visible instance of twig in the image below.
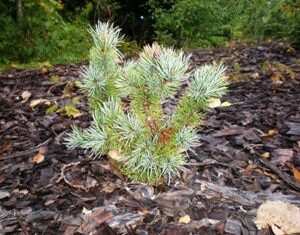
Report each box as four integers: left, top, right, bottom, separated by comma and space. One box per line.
257, 154, 300, 191
56, 161, 90, 192
184, 161, 229, 167
0, 138, 52, 160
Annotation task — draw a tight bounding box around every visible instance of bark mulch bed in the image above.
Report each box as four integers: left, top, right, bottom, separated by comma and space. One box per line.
0, 42, 300, 235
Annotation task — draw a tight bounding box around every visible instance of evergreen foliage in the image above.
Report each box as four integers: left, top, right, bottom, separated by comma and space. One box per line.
65, 22, 228, 184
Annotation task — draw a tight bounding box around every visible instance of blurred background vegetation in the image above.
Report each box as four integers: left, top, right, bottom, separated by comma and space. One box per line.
1, 0, 299, 69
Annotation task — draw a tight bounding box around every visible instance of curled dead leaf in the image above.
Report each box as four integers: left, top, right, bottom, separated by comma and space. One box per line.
290, 164, 300, 183
21, 91, 32, 103
32, 146, 47, 164
261, 129, 278, 138
30, 99, 51, 108
32, 152, 45, 164
261, 152, 270, 158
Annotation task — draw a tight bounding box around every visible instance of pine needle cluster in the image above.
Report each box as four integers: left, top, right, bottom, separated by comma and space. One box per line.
65, 22, 228, 184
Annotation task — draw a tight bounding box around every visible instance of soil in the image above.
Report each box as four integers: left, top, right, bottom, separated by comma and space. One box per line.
0, 42, 300, 235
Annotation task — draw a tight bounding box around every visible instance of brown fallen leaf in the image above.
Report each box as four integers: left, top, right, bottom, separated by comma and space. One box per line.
0, 141, 12, 155
32, 146, 47, 164
261, 152, 270, 158
32, 152, 45, 164
261, 129, 278, 138
271, 72, 285, 85
101, 181, 119, 194
21, 91, 32, 103
30, 99, 51, 108
291, 164, 300, 183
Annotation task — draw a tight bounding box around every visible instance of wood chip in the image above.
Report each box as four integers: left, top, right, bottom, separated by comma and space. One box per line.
213, 126, 244, 137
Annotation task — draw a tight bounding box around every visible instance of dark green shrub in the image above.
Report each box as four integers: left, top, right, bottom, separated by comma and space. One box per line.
242, 0, 300, 46
0, 0, 91, 65
150, 0, 234, 48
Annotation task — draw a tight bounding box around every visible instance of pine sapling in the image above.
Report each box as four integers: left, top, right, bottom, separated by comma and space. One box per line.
65, 22, 228, 184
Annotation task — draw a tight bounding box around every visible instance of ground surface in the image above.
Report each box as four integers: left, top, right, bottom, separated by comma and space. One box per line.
0, 42, 300, 235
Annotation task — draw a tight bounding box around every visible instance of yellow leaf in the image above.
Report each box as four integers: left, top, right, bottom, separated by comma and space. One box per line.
46, 104, 59, 115
32, 152, 45, 164
39, 61, 52, 73
30, 99, 51, 108
208, 98, 221, 108
261, 129, 278, 138
220, 101, 232, 107
261, 152, 270, 158
209, 99, 232, 108
291, 164, 300, 183
64, 104, 82, 118
178, 215, 191, 224
50, 75, 60, 83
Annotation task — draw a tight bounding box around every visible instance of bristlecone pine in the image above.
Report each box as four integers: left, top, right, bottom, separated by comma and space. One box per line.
66, 22, 228, 184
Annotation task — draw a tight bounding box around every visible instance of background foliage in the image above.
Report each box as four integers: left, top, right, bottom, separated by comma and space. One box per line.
0, 0, 90, 65
1, 0, 299, 68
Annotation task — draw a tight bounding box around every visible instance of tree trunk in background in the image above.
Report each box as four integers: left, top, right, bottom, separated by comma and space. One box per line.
16, 0, 23, 24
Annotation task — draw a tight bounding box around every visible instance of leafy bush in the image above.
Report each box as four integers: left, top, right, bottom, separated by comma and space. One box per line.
150, 0, 299, 48
66, 22, 228, 184
242, 0, 300, 46
0, 0, 91, 65
150, 0, 234, 48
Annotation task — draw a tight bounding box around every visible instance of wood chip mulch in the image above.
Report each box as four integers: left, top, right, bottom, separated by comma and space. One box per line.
0, 42, 300, 235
